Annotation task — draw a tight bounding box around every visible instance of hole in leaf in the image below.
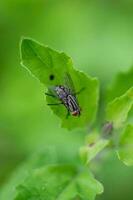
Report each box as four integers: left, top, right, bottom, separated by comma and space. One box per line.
49, 74, 55, 80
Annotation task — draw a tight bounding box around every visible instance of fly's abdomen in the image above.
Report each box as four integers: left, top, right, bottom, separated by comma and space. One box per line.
67, 95, 80, 116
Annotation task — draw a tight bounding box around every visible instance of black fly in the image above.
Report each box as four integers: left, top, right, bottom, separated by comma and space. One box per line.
45, 73, 82, 117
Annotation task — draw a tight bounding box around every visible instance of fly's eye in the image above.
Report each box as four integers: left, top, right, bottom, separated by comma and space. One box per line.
49, 74, 55, 80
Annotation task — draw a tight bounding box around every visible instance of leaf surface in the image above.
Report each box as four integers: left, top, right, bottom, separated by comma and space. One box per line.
14, 165, 103, 200
117, 124, 133, 166
80, 133, 109, 164
106, 87, 133, 129
106, 66, 133, 102
20, 38, 99, 130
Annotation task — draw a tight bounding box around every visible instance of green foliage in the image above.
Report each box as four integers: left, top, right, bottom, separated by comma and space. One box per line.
106, 67, 133, 102
14, 165, 103, 200
106, 66, 133, 125
2, 38, 130, 200
1, 147, 103, 200
2, 1, 133, 200
105, 67, 133, 167
106, 87, 133, 129
0, 147, 58, 200
20, 38, 99, 130
117, 124, 133, 166
80, 133, 109, 164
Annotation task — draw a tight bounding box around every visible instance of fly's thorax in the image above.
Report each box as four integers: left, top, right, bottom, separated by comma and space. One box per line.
55, 85, 69, 100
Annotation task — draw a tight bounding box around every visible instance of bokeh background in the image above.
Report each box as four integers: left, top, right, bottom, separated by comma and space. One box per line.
0, 0, 133, 199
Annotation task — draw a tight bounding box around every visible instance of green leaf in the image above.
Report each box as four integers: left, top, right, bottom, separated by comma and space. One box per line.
106, 66, 133, 102
106, 87, 133, 129
1, 148, 103, 200
14, 165, 103, 200
117, 124, 133, 166
80, 133, 109, 164
0, 147, 58, 200
20, 38, 99, 130
106, 66, 133, 124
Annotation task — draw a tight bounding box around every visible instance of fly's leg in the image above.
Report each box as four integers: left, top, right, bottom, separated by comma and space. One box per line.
45, 92, 56, 98
74, 87, 85, 96
47, 102, 63, 106
46, 92, 63, 106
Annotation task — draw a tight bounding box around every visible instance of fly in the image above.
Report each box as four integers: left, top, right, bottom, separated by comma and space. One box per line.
45, 73, 84, 117
54, 85, 80, 116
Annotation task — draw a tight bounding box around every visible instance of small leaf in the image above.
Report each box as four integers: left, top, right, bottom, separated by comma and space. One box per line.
117, 124, 133, 166
106, 66, 133, 124
106, 87, 133, 129
20, 38, 99, 130
14, 165, 103, 200
80, 133, 109, 164
106, 66, 133, 102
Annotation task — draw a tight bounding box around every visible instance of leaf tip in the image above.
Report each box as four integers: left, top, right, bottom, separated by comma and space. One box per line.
20, 36, 31, 61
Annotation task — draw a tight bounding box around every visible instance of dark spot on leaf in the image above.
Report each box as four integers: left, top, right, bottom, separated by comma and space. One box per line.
89, 142, 95, 147
49, 74, 55, 80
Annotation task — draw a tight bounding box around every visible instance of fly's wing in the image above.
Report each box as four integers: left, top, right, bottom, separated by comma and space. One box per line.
64, 72, 76, 95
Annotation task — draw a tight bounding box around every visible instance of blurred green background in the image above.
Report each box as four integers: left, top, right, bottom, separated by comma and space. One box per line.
0, 0, 133, 199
